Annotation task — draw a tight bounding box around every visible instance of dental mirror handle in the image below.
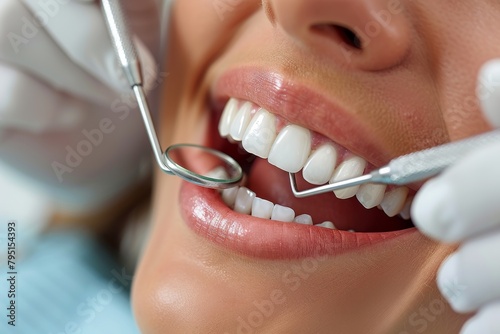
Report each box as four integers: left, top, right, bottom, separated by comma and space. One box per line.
372, 129, 500, 185
101, 0, 142, 87
101, 0, 173, 176
291, 130, 500, 198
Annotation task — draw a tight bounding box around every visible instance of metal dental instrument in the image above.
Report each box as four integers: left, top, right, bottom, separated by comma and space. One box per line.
101, 0, 242, 189
290, 130, 500, 198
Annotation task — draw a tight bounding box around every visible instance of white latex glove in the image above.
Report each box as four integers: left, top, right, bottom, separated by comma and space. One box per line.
412, 59, 500, 334
0, 0, 161, 213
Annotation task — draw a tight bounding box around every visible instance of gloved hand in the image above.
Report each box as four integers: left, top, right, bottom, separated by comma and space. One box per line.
0, 0, 161, 213
412, 59, 500, 334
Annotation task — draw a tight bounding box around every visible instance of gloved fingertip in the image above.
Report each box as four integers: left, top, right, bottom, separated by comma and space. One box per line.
477, 58, 500, 128
460, 307, 500, 334
412, 179, 460, 242
461, 317, 488, 334
437, 253, 471, 313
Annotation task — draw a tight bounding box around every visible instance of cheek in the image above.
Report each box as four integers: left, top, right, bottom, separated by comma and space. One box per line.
433, 38, 495, 140
357, 72, 448, 155
438, 61, 493, 139
414, 2, 500, 139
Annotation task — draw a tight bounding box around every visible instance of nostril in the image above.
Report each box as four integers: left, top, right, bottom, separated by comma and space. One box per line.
312, 24, 362, 50
336, 25, 362, 50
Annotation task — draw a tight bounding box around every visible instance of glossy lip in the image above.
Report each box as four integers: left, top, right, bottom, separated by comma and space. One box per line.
180, 181, 417, 259
177, 66, 419, 260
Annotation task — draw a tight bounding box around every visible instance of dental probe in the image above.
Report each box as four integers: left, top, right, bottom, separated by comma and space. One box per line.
289, 129, 500, 198
101, 0, 243, 189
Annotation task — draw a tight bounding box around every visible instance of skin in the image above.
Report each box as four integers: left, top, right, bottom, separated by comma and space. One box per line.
132, 1, 500, 333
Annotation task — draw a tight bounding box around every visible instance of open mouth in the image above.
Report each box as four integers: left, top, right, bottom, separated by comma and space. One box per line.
179, 68, 418, 259
209, 96, 415, 234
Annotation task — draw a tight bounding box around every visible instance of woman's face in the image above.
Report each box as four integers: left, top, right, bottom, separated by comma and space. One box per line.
133, 1, 499, 332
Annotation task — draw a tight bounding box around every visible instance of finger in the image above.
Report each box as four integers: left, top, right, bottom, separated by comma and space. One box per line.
0, 0, 117, 106
436, 232, 500, 313
461, 301, 500, 334
477, 58, 500, 128
0, 63, 85, 133
73, 0, 161, 56
21, 0, 159, 92
0, 162, 54, 260
412, 141, 500, 242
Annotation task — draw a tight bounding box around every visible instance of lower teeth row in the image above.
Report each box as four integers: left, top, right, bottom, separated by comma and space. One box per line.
221, 186, 337, 230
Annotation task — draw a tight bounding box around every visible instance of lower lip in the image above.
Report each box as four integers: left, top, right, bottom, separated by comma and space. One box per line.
180, 181, 418, 260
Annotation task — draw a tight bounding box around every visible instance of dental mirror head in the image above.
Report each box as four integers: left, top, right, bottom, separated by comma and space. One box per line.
128, 83, 244, 190
102, 0, 243, 190
164, 144, 243, 189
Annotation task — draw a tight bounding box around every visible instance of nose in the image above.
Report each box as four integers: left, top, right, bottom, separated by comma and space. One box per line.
266, 0, 412, 71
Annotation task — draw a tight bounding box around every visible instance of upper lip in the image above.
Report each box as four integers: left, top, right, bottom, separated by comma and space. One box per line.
211, 66, 394, 168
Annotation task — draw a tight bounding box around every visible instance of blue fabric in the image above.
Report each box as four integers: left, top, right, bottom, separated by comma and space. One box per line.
0, 231, 140, 334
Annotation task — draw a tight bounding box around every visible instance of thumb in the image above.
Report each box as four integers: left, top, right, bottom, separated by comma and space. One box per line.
477, 58, 500, 127
78, 0, 161, 60
20, 0, 160, 96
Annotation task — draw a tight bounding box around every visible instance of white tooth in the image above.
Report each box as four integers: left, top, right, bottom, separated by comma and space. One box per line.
218, 98, 239, 137
229, 102, 253, 141
356, 184, 387, 209
251, 197, 274, 219
222, 187, 239, 208
234, 187, 256, 214
271, 204, 295, 222
330, 156, 367, 199
380, 187, 409, 217
205, 166, 229, 180
302, 144, 338, 185
399, 195, 414, 220
242, 109, 277, 158
316, 221, 336, 229
268, 125, 312, 173
293, 214, 313, 225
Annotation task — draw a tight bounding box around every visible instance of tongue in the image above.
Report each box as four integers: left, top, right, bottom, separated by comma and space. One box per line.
247, 158, 412, 232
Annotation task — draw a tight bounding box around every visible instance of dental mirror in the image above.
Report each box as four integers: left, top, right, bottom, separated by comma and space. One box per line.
102, 0, 243, 190
164, 144, 243, 189
132, 84, 243, 190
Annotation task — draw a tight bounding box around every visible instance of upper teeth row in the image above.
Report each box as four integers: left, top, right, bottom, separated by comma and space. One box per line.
218, 98, 412, 218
